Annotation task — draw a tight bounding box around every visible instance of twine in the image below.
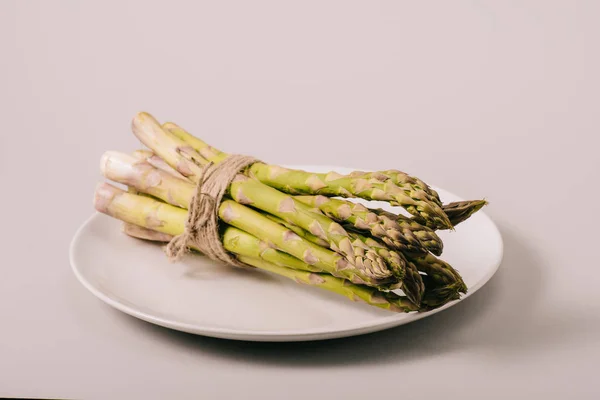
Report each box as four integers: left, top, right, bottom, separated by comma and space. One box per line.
165, 154, 258, 267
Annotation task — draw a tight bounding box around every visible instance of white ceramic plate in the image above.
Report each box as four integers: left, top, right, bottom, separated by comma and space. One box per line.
70, 165, 503, 342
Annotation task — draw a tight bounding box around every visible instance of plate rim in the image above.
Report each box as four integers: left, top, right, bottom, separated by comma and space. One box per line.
70, 166, 504, 341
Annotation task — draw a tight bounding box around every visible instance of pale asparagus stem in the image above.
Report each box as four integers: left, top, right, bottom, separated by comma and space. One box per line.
94, 183, 394, 287
126, 186, 164, 202
94, 183, 188, 236
296, 195, 443, 256
132, 149, 189, 181
101, 151, 194, 209
441, 200, 488, 227
122, 223, 174, 242
151, 119, 392, 279
162, 122, 452, 229
163, 122, 226, 164
132, 112, 208, 181
120, 222, 417, 312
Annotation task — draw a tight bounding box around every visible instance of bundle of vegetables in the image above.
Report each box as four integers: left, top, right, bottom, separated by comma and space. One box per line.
94, 112, 487, 313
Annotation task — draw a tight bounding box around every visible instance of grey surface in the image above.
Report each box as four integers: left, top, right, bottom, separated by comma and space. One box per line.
1, 1, 599, 398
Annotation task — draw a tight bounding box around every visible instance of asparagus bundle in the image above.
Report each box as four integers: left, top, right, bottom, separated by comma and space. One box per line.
94, 112, 487, 313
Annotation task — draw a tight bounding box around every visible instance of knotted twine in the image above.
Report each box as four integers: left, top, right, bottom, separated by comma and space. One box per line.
165, 154, 258, 267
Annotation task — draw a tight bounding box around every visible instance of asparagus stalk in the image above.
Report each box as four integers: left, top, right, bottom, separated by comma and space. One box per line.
131, 113, 391, 281
94, 183, 395, 287
441, 200, 488, 226
101, 151, 193, 209
120, 222, 418, 313
131, 114, 208, 181
163, 121, 226, 164
296, 195, 443, 256
132, 149, 189, 181
122, 222, 174, 242
162, 122, 452, 229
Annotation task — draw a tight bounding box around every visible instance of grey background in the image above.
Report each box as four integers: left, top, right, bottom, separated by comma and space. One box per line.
1, 0, 599, 398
